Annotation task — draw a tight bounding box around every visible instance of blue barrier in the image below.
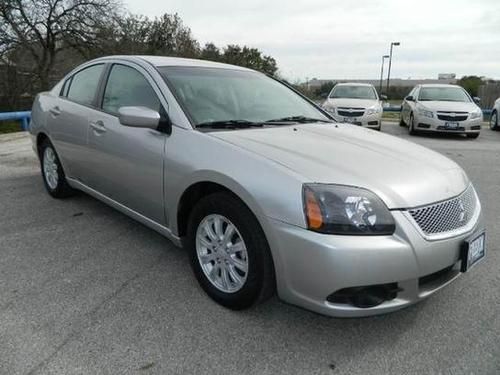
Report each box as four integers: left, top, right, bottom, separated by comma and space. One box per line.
0, 111, 31, 131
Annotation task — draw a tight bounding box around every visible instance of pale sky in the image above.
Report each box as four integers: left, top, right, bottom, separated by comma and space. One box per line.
125, 0, 500, 81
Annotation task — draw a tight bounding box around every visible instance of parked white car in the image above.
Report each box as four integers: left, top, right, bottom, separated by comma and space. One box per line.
322, 83, 385, 130
490, 97, 499, 130
400, 84, 483, 138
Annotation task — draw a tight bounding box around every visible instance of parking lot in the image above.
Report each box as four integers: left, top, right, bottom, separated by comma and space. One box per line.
1, 124, 499, 375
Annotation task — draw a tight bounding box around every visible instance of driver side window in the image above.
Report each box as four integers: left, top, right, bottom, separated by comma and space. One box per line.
102, 64, 161, 115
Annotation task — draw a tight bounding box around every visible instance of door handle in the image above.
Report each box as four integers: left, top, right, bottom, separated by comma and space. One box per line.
90, 120, 106, 133
49, 106, 61, 116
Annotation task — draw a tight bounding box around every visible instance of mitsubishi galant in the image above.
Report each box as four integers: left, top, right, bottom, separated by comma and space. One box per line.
29, 56, 486, 317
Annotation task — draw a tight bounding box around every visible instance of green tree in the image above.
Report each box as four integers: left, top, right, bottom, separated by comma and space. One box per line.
315, 81, 336, 98
146, 13, 199, 57
0, 0, 119, 90
458, 76, 483, 97
221, 45, 278, 75
200, 42, 221, 61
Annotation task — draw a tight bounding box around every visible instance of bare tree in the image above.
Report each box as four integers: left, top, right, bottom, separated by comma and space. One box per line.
0, 0, 120, 90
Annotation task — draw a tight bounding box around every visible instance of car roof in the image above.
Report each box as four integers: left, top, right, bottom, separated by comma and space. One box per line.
418, 84, 461, 88
92, 55, 254, 71
335, 82, 374, 87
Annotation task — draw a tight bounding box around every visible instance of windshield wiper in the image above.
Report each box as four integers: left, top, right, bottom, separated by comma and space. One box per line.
265, 115, 332, 124
195, 120, 264, 129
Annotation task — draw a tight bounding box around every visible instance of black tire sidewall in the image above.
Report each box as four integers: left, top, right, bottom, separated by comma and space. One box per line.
409, 114, 416, 135
491, 111, 498, 130
399, 114, 406, 126
186, 192, 272, 310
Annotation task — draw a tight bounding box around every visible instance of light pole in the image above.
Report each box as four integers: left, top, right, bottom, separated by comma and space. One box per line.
379, 55, 389, 94
386, 42, 400, 95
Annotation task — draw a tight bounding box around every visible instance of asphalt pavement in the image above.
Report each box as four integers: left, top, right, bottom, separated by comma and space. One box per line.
0, 124, 499, 375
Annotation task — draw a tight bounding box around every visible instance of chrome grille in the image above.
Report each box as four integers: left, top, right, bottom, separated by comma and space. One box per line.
337, 108, 365, 117
437, 114, 468, 122
409, 185, 477, 235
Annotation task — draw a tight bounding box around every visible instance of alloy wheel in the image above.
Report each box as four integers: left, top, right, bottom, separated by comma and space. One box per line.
43, 147, 59, 190
195, 214, 249, 293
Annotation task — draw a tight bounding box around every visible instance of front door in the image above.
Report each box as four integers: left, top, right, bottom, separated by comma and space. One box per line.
86, 63, 167, 225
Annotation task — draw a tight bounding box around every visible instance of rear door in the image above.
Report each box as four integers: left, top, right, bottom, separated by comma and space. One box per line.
86, 63, 167, 225
48, 63, 106, 180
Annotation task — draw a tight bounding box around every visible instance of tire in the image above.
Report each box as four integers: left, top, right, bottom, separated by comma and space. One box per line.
466, 133, 480, 139
399, 114, 406, 127
408, 113, 417, 135
186, 192, 275, 310
490, 111, 498, 130
39, 139, 76, 198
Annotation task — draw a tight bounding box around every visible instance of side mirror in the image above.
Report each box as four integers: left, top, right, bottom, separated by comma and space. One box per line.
380, 94, 388, 101
473, 97, 481, 104
405, 95, 415, 102
118, 106, 160, 129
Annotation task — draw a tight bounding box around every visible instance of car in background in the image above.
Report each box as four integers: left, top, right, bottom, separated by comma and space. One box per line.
490, 98, 499, 130
322, 83, 385, 130
400, 84, 482, 138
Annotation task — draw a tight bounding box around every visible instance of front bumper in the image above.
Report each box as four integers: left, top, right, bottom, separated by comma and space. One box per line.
414, 114, 482, 134
330, 112, 382, 128
267, 208, 484, 318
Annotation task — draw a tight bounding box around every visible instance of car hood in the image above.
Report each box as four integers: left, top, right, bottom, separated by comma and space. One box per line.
324, 98, 380, 108
417, 101, 479, 112
210, 123, 469, 209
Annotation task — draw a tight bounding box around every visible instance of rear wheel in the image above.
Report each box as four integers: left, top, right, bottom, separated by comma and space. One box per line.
490, 111, 498, 130
467, 133, 480, 139
39, 139, 75, 198
186, 192, 275, 310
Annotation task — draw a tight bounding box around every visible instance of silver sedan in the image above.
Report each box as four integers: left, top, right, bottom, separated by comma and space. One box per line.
29, 56, 486, 317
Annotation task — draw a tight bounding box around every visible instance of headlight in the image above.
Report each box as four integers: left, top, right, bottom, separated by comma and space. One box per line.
366, 105, 382, 115
323, 106, 336, 114
303, 184, 395, 235
417, 107, 434, 118
470, 109, 482, 119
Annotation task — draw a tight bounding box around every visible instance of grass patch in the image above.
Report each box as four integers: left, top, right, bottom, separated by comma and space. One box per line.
0, 121, 23, 134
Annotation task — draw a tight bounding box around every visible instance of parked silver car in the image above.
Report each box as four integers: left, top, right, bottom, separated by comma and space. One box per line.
30, 56, 485, 317
490, 97, 500, 130
322, 83, 385, 130
400, 84, 483, 138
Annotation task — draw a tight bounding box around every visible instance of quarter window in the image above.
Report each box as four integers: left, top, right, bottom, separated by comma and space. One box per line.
66, 64, 104, 106
102, 64, 161, 114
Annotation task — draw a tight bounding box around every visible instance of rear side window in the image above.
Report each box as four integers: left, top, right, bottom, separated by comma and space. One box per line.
66, 64, 104, 106
102, 64, 161, 114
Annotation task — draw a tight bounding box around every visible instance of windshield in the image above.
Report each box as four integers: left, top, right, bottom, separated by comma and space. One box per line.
418, 87, 471, 102
329, 85, 377, 100
158, 66, 328, 127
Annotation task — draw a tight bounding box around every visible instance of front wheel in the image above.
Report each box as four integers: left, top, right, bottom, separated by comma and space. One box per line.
186, 192, 275, 310
408, 113, 417, 135
490, 111, 498, 130
467, 133, 480, 139
399, 113, 406, 127
39, 139, 76, 198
